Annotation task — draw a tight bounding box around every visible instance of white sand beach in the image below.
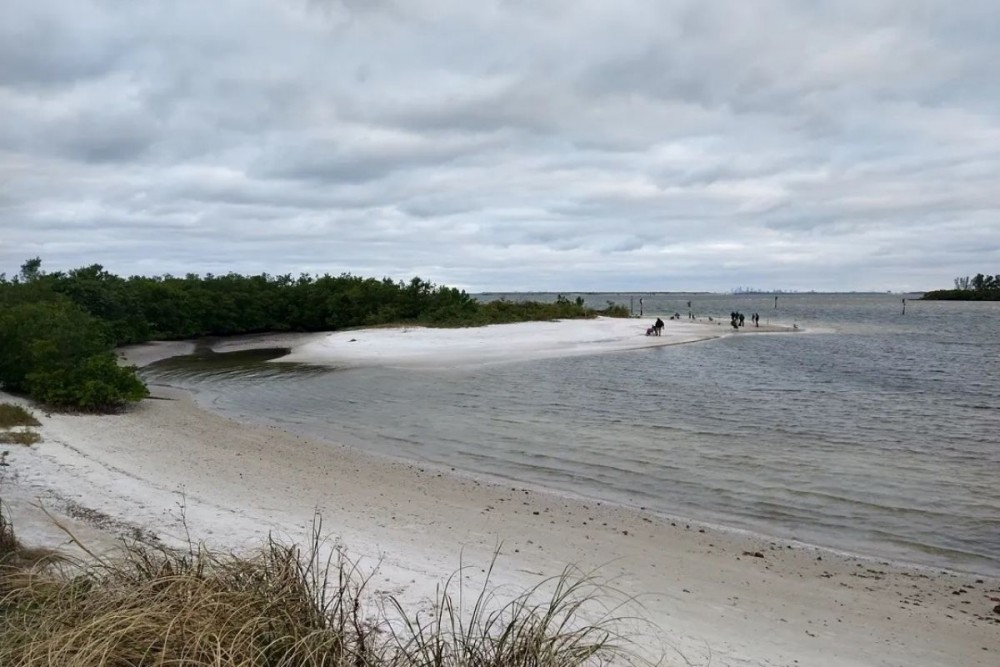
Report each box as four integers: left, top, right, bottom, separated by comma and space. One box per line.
275, 316, 732, 368
3, 318, 998, 666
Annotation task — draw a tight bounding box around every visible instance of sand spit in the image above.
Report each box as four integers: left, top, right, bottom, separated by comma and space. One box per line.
117, 318, 789, 371
4, 319, 997, 666
276, 317, 737, 369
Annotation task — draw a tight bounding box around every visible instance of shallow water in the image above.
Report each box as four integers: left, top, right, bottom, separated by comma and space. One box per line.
145, 293, 1000, 575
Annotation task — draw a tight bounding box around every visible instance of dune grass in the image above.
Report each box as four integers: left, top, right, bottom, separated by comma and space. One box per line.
0, 403, 42, 447
0, 430, 41, 446
0, 497, 17, 562
0, 403, 41, 428
0, 513, 638, 667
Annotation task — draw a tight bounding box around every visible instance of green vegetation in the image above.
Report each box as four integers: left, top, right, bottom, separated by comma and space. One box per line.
0, 512, 632, 667
922, 273, 1000, 300
1, 259, 627, 412
0, 297, 148, 411
472, 295, 629, 325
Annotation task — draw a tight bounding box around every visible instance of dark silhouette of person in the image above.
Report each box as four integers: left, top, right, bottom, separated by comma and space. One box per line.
654, 317, 664, 336
739, 313, 745, 327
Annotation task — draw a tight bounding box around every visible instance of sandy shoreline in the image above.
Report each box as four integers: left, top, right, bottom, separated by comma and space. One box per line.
4, 320, 999, 665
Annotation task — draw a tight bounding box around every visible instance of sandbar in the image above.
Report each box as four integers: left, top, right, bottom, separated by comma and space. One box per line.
276, 316, 753, 368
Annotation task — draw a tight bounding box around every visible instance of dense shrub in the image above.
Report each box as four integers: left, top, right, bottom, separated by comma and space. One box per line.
3, 261, 625, 345
0, 299, 147, 411
26, 353, 147, 411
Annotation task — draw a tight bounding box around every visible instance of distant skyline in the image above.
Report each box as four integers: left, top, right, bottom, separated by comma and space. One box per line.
2, 1, 999, 292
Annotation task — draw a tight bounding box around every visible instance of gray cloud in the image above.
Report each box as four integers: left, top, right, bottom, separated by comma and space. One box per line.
1, 0, 999, 292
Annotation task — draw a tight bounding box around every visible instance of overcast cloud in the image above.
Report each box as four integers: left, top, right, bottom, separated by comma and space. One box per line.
2, 0, 999, 291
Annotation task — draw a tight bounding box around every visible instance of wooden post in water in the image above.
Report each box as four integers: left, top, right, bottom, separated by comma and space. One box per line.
902, 298, 906, 315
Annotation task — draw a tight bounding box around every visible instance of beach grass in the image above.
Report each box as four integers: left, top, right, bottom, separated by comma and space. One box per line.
0, 516, 637, 667
0, 498, 18, 563
1, 497, 54, 578
0, 404, 41, 429
0, 431, 41, 446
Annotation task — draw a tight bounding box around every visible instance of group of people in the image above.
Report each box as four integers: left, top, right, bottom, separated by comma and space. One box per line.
645, 310, 763, 335
730, 311, 760, 329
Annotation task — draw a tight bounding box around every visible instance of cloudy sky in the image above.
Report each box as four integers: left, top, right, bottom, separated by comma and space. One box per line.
2, 0, 998, 292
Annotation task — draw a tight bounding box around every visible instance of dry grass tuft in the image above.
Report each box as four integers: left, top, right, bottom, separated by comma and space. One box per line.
0, 517, 637, 667
0, 430, 41, 446
0, 536, 375, 666
386, 556, 634, 667
1, 497, 56, 584
0, 497, 18, 560
0, 404, 41, 428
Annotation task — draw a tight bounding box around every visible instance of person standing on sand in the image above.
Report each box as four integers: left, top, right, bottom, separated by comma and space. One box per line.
654, 317, 664, 336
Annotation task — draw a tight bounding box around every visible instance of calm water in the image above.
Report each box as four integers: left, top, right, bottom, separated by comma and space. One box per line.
145, 294, 1000, 575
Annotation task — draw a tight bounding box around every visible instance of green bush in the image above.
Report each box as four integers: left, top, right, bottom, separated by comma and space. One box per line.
0, 300, 147, 411
26, 354, 147, 411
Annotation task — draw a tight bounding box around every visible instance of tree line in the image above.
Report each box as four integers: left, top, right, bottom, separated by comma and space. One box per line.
0, 259, 627, 411
921, 273, 1000, 300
